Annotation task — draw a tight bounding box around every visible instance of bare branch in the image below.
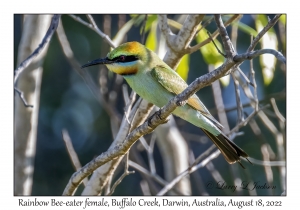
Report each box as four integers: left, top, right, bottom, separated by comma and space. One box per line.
140, 180, 151, 195
247, 157, 285, 167
69, 15, 93, 28
128, 160, 168, 187
194, 16, 214, 38
187, 14, 241, 54
270, 98, 285, 123
14, 14, 61, 84
107, 154, 135, 195
229, 105, 269, 135
214, 15, 236, 58
234, 49, 286, 64
247, 14, 281, 52
148, 135, 156, 174
69, 15, 116, 48
62, 129, 88, 187
237, 67, 253, 86
86, 15, 116, 48
158, 15, 204, 69
140, 135, 157, 175
14, 88, 33, 108
250, 54, 259, 111
215, 91, 284, 114
176, 15, 205, 49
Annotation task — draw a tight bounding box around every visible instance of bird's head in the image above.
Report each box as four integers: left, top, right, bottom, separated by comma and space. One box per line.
81, 41, 150, 76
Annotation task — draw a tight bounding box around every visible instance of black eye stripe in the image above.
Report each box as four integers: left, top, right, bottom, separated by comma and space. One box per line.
110, 55, 139, 63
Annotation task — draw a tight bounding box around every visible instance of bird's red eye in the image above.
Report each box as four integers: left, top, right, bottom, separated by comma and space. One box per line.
119, 55, 125, 61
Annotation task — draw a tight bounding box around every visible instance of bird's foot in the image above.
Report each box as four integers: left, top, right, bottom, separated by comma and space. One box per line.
157, 108, 170, 124
147, 109, 169, 129
176, 99, 187, 107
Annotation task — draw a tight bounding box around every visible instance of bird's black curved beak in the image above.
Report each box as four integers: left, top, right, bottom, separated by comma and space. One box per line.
81, 57, 114, 69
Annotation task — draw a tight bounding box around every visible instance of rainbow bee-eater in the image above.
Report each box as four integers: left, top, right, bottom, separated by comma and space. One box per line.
82, 41, 251, 168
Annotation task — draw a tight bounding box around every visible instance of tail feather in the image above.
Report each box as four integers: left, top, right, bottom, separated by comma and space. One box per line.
201, 129, 251, 168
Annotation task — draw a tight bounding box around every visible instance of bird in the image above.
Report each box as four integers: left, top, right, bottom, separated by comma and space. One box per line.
81, 41, 251, 168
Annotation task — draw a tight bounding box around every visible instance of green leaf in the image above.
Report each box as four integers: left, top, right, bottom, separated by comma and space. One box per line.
214, 61, 230, 87
232, 21, 258, 36
176, 54, 189, 82
257, 15, 275, 33
255, 15, 278, 85
196, 29, 224, 64
145, 22, 157, 51
131, 15, 145, 26
144, 15, 157, 33
167, 18, 182, 30
279, 14, 286, 25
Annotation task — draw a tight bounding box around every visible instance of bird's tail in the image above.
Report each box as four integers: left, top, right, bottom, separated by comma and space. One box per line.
201, 129, 252, 169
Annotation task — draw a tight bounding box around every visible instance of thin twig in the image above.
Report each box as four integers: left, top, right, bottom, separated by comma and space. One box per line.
14, 14, 61, 84
214, 90, 285, 114
139, 136, 156, 174
187, 14, 241, 54
229, 104, 269, 135
237, 67, 254, 87
234, 48, 286, 64
107, 154, 135, 195
86, 15, 116, 48
69, 15, 92, 28
148, 134, 156, 173
14, 88, 33, 108
140, 180, 151, 195
207, 31, 226, 57
270, 98, 286, 123
62, 129, 88, 187
247, 157, 285, 167
69, 15, 116, 48
247, 14, 281, 52
250, 48, 259, 111
123, 87, 137, 126
194, 16, 214, 38
191, 144, 216, 167
129, 160, 167, 186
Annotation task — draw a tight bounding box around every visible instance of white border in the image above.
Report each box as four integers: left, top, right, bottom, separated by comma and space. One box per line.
2, 0, 296, 209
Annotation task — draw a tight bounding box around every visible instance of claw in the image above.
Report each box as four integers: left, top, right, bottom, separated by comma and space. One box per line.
176, 99, 187, 107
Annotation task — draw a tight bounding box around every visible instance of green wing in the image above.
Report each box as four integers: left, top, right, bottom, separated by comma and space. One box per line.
151, 65, 223, 129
